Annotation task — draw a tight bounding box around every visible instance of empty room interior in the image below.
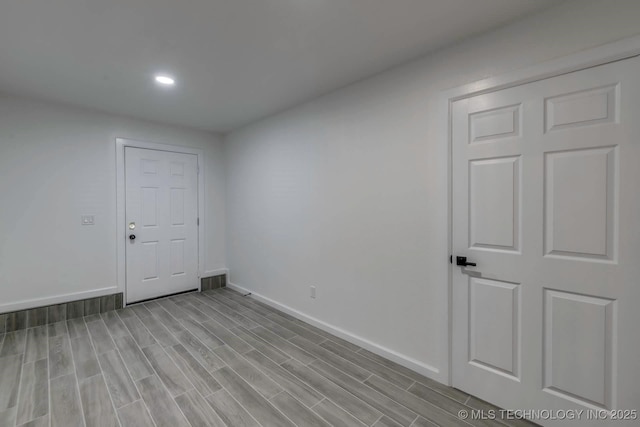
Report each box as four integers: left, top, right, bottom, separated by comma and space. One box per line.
1, 1, 640, 426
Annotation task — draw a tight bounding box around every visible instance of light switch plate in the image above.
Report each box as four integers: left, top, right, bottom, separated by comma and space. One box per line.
81, 215, 95, 225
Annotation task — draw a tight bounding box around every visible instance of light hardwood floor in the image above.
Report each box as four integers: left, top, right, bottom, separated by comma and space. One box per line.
0, 288, 536, 427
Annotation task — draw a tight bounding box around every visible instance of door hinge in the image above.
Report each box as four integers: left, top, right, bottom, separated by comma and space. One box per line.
197, 217, 200, 226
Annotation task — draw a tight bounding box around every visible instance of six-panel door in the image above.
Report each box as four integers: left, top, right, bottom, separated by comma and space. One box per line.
452, 57, 640, 426
125, 147, 199, 303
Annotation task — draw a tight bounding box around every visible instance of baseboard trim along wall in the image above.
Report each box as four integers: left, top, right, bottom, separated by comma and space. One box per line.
0, 286, 120, 316
0, 273, 228, 334
227, 281, 441, 382
0, 291, 124, 333
203, 268, 229, 277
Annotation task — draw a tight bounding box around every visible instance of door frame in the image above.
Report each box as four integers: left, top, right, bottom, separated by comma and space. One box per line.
441, 35, 640, 385
115, 138, 205, 305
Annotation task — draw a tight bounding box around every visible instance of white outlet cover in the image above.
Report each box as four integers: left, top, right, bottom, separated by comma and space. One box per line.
81, 215, 95, 225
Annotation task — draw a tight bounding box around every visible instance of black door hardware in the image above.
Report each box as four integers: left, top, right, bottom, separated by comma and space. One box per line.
456, 256, 476, 267
129, 234, 136, 241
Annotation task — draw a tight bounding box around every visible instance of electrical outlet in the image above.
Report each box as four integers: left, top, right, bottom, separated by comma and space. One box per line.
310, 286, 316, 299
81, 215, 95, 225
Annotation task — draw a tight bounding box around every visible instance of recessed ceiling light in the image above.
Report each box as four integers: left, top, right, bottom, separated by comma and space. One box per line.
154, 75, 175, 86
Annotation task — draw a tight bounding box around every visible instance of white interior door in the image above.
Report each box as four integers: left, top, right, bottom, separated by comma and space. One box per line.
125, 147, 199, 303
452, 57, 640, 426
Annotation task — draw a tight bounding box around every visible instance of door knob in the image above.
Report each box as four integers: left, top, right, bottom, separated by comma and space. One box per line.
129, 234, 136, 241
456, 256, 476, 267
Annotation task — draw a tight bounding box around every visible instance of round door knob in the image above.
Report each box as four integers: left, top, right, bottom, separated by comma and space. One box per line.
129, 234, 136, 240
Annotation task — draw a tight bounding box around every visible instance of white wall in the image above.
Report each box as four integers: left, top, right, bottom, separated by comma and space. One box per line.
0, 95, 226, 312
224, 0, 640, 383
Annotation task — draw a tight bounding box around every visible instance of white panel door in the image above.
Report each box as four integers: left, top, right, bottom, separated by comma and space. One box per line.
125, 147, 199, 303
452, 57, 640, 426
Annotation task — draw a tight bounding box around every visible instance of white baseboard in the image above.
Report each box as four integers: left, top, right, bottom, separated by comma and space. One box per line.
0, 286, 119, 313
203, 268, 229, 277
227, 282, 443, 383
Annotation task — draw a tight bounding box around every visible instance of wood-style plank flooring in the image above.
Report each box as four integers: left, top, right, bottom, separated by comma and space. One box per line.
0, 288, 536, 427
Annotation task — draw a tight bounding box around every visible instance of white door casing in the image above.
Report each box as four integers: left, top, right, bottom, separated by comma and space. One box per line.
452, 57, 640, 426
124, 146, 199, 303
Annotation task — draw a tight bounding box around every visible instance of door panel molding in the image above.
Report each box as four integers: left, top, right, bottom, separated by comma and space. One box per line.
116, 138, 205, 305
